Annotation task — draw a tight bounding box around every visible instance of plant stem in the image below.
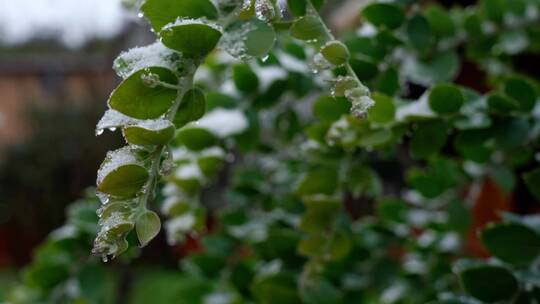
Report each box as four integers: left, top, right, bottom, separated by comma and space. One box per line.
155, 80, 181, 90
137, 72, 195, 212
305, 0, 364, 88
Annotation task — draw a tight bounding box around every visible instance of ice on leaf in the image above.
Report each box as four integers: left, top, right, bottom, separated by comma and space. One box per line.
113, 42, 180, 79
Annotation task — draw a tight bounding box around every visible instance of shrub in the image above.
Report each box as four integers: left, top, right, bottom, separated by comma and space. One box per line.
8, 0, 540, 303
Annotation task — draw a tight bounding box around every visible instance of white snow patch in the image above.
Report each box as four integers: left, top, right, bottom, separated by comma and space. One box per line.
195, 108, 248, 137
175, 163, 203, 180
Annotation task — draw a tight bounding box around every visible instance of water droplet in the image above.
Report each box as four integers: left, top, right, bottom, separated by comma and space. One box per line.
261, 54, 269, 62
137, 12, 144, 18
108, 127, 117, 132
102, 255, 109, 263
96, 129, 104, 136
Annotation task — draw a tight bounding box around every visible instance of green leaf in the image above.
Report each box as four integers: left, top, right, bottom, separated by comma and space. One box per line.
141, 0, 218, 32
377, 198, 409, 223
197, 155, 224, 178
349, 57, 379, 81
320, 41, 350, 66
108, 67, 177, 119
481, 222, 540, 265
376, 67, 400, 96
358, 129, 393, 148
251, 273, 300, 304
494, 118, 529, 149
160, 22, 222, 57
329, 231, 352, 261
233, 64, 260, 93
97, 148, 149, 198
123, 120, 175, 146
504, 77, 536, 112
345, 37, 386, 61
459, 264, 518, 302
295, 167, 339, 196
409, 120, 448, 159
425, 5, 456, 38
447, 200, 471, 232
490, 166, 516, 194
313, 96, 350, 123
287, 0, 325, 16
300, 196, 341, 233
205, 92, 237, 110
223, 19, 276, 59
298, 234, 326, 257
482, 0, 505, 22
362, 3, 405, 29
174, 88, 206, 128
290, 15, 324, 41
464, 13, 483, 36
407, 168, 445, 198
346, 165, 382, 198
524, 168, 540, 201
175, 127, 217, 151
405, 51, 459, 86
136, 210, 161, 247
487, 93, 520, 113
407, 13, 433, 50
301, 279, 343, 304
428, 83, 464, 114
368, 92, 395, 124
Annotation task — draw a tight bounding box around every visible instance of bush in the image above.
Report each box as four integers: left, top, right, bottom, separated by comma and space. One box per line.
8, 0, 540, 303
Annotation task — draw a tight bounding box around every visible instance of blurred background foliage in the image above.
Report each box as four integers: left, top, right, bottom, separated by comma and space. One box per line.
1, 0, 540, 303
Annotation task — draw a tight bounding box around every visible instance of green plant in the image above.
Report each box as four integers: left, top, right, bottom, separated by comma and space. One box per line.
9, 0, 540, 303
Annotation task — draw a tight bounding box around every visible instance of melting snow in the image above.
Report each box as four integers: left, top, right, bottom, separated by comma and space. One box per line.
195, 108, 248, 137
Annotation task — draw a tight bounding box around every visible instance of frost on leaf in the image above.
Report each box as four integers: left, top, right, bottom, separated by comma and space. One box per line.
220, 19, 276, 60
96, 146, 149, 199
96, 109, 140, 135
254, 0, 280, 22
93, 199, 137, 261
345, 87, 375, 118
113, 42, 181, 79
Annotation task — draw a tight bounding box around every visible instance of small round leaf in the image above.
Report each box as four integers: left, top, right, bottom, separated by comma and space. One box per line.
290, 15, 324, 41
487, 93, 519, 113
362, 3, 405, 29
175, 127, 217, 151
233, 64, 260, 93
123, 120, 175, 146
98, 164, 149, 199
428, 83, 464, 114
481, 222, 540, 265
108, 67, 177, 119
313, 96, 350, 123
161, 22, 222, 57
141, 0, 218, 32
174, 88, 206, 128
460, 265, 518, 302
97, 148, 149, 198
320, 41, 350, 66
504, 77, 536, 112
136, 210, 161, 247
368, 92, 395, 124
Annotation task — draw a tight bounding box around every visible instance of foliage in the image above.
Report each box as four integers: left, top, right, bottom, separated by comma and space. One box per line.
9, 0, 540, 303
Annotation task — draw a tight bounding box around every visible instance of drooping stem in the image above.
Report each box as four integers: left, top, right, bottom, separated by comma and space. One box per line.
155, 80, 181, 90
137, 71, 196, 213
305, 0, 364, 88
